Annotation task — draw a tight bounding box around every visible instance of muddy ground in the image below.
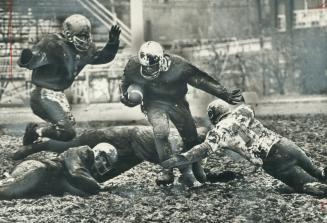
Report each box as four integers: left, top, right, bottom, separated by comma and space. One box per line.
0, 115, 327, 222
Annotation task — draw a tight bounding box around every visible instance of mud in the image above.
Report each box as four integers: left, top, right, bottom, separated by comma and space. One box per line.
0, 115, 327, 222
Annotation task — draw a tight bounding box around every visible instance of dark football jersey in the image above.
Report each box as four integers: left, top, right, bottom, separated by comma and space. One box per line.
18, 33, 119, 91
122, 54, 229, 103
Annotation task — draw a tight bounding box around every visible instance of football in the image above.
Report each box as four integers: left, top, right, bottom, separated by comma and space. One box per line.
127, 84, 144, 104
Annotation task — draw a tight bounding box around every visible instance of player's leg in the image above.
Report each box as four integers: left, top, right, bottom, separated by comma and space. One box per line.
146, 106, 171, 161
146, 105, 174, 185
168, 100, 207, 183
13, 126, 101, 160
263, 139, 326, 195
13, 137, 81, 160
24, 88, 76, 145
0, 160, 51, 199
129, 126, 160, 163
280, 138, 325, 181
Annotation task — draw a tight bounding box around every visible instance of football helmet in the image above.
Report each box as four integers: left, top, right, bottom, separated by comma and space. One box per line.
92, 143, 118, 176
63, 14, 92, 52
207, 99, 232, 124
138, 41, 171, 80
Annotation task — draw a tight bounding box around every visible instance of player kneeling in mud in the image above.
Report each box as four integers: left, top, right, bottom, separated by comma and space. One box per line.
3, 126, 208, 199
162, 99, 327, 197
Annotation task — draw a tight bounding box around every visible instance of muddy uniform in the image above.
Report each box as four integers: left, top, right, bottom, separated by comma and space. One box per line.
122, 54, 234, 181
0, 127, 207, 199
204, 105, 281, 166
163, 105, 326, 193
18, 33, 119, 141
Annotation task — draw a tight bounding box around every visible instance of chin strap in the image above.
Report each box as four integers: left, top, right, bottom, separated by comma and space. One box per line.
140, 67, 160, 80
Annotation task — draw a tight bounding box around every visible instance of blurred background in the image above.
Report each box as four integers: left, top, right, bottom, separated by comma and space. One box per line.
0, 0, 326, 114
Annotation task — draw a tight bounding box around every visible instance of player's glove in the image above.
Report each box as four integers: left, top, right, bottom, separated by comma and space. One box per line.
109, 25, 121, 43
226, 89, 244, 105
120, 93, 139, 107
161, 154, 190, 169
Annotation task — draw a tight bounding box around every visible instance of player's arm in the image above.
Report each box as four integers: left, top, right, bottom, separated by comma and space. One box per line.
161, 130, 219, 169
62, 147, 101, 194
91, 25, 120, 64
17, 35, 64, 70
120, 59, 140, 107
120, 68, 131, 96
186, 64, 243, 105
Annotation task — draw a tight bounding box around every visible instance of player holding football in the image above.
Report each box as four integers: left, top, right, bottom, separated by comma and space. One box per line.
120, 41, 243, 186
17, 14, 121, 148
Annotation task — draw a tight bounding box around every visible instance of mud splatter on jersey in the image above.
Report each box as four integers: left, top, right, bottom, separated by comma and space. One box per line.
206, 105, 281, 166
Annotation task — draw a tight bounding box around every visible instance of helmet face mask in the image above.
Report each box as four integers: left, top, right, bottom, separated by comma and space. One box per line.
138, 41, 170, 80
63, 14, 93, 52
94, 151, 112, 176
92, 143, 118, 176
140, 62, 160, 79
72, 32, 92, 52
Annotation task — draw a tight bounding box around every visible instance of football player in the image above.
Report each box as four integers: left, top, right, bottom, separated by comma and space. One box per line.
162, 99, 327, 196
120, 41, 243, 186
4, 126, 208, 199
18, 14, 121, 146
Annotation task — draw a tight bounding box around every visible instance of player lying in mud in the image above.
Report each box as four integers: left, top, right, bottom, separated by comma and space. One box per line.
162, 99, 327, 197
1, 126, 210, 199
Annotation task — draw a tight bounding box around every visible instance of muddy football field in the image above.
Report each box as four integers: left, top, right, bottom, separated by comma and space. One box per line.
0, 115, 327, 222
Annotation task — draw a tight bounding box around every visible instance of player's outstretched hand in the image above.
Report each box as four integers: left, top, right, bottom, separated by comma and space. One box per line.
161, 154, 190, 169
227, 89, 244, 105
109, 25, 121, 43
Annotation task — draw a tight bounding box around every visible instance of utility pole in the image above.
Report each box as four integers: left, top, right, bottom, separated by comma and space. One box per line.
285, 0, 294, 39
110, 0, 117, 21
256, 0, 266, 95
270, 0, 279, 31
130, 0, 144, 53
256, 0, 263, 35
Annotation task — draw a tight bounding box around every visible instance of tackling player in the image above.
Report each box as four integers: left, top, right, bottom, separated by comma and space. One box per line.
162, 99, 327, 196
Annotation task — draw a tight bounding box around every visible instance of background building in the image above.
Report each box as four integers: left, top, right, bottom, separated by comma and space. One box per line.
0, 0, 327, 105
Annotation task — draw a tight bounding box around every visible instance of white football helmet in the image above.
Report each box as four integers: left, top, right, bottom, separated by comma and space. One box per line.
63, 14, 93, 52
92, 143, 118, 176
138, 41, 171, 80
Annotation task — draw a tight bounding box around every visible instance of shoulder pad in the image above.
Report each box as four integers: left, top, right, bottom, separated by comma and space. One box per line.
34, 33, 66, 59
169, 54, 193, 71
169, 54, 189, 64
38, 33, 64, 48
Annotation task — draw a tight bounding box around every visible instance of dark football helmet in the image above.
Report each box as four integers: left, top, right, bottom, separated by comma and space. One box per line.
207, 99, 232, 124
63, 14, 93, 52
